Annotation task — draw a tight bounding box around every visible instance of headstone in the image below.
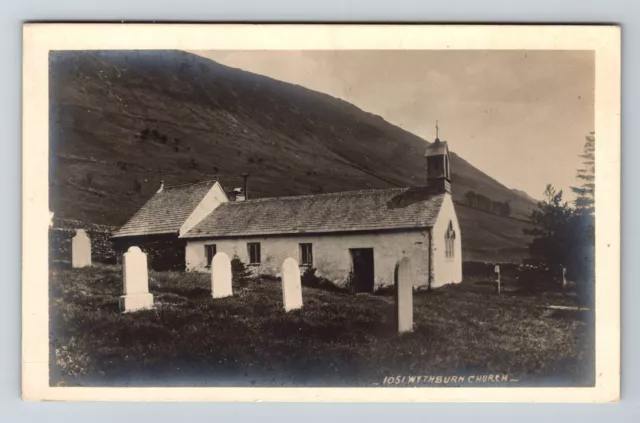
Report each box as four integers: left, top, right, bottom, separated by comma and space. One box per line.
395, 257, 414, 333
119, 246, 154, 312
211, 252, 232, 298
282, 258, 303, 311
562, 267, 567, 288
495, 264, 501, 294
71, 229, 91, 268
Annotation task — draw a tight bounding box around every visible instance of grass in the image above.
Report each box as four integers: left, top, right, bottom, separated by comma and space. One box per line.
49, 264, 594, 387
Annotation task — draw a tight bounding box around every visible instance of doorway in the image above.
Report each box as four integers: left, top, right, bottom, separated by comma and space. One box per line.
350, 248, 374, 292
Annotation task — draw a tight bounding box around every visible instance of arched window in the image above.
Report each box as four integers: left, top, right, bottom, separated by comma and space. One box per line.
445, 221, 456, 261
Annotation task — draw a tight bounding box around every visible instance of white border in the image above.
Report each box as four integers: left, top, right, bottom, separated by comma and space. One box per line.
22, 24, 621, 402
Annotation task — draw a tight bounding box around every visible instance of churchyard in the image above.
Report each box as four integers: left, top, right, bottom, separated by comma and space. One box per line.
50, 243, 594, 387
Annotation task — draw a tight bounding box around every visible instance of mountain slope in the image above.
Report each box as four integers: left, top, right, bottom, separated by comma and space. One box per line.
512, 188, 539, 204
49, 50, 533, 262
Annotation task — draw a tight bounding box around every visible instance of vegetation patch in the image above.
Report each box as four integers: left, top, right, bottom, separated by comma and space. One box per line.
50, 265, 594, 388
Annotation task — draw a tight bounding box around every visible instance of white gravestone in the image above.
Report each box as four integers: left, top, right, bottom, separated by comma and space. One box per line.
395, 257, 414, 333
71, 229, 92, 268
119, 246, 154, 312
282, 258, 303, 311
211, 252, 233, 298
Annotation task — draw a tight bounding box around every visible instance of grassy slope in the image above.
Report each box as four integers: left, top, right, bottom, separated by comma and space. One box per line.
50, 50, 534, 263
50, 265, 594, 387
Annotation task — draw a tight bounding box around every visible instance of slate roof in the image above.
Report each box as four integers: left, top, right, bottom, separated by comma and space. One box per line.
113, 180, 217, 238
181, 187, 445, 239
425, 140, 449, 157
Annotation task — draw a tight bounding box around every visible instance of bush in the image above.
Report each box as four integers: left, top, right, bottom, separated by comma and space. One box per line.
231, 256, 252, 285
301, 267, 345, 293
373, 284, 395, 296
514, 264, 560, 294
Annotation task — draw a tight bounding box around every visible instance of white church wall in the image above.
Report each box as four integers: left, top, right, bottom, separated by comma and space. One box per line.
185, 229, 430, 289
179, 182, 228, 236
431, 194, 463, 287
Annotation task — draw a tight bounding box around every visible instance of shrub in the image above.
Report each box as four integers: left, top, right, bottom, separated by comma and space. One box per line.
373, 284, 395, 296
301, 267, 345, 293
344, 269, 356, 293
231, 256, 252, 285
259, 273, 280, 282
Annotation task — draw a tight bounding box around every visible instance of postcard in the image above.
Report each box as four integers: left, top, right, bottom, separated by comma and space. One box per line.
22, 23, 620, 402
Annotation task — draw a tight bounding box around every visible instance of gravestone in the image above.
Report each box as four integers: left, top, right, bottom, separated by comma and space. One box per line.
495, 264, 501, 294
119, 246, 154, 312
211, 252, 232, 298
394, 257, 414, 333
562, 267, 567, 288
71, 229, 91, 268
282, 258, 303, 311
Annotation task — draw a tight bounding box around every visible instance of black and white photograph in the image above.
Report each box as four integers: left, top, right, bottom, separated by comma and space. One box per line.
22, 24, 621, 402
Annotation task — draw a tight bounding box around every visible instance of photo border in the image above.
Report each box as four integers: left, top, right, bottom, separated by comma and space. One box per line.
22, 23, 621, 402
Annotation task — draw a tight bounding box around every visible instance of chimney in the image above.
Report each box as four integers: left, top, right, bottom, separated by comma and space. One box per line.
232, 188, 245, 202
241, 173, 250, 200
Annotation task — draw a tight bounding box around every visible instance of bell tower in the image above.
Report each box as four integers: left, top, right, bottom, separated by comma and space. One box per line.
425, 121, 452, 194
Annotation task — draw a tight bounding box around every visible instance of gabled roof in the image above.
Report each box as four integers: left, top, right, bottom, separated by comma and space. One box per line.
181, 187, 445, 239
113, 180, 218, 238
425, 139, 449, 157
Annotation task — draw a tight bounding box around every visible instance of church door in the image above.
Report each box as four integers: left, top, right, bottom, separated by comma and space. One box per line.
350, 248, 375, 292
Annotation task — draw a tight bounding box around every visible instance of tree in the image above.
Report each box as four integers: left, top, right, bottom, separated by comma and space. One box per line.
523, 134, 597, 295
567, 133, 596, 285
524, 186, 594, 290
523, 184, 573, 270
570, 132, 595, 215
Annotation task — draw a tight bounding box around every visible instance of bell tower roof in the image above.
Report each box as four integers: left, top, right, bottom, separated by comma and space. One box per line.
425, 120, 450, 157
424, 140, 449, 157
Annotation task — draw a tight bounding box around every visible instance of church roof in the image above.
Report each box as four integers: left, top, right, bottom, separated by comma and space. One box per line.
425, 140, 449, 157
113, 180, 218, 238
181, 187, 445, 239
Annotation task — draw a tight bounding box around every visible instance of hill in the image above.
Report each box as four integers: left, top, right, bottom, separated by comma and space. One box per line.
49, 50, 534, 262
512, 188, 539, 204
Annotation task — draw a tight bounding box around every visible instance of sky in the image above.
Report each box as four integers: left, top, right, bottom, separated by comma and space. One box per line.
192, 50, 594, 201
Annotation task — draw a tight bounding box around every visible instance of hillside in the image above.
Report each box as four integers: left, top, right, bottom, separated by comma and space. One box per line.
49, 50, 534, 262
512, 188, 539, 204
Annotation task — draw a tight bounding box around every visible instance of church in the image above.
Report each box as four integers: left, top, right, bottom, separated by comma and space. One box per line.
112, 138, 462, 291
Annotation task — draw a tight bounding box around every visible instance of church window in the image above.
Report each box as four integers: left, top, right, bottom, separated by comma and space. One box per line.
299, 243, 313, 266
248, 242, 261, 264
445, 221, 456, 261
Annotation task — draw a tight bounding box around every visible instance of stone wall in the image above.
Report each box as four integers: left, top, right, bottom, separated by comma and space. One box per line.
49, 219, 118, 265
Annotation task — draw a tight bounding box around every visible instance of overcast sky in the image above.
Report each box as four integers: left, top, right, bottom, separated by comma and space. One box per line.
192, 50, 594, 201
